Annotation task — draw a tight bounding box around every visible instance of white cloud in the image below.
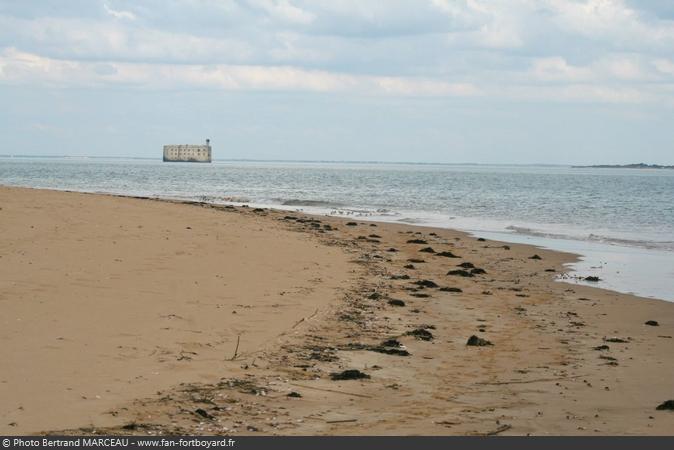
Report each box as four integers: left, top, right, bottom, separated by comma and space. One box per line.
531, 55, 660, 83
432, 0, 526, 49
0, 47, 479, 97
547, 0, 674, 48
598, 55, 650, 81
103, 3, 136, 21
653, 58, 674, 76
472, 22, 524, 49
1, 0, 673, 106
0, 15, 253, 64
4, 47, 671, 105
248, 0, 315, 25
531, 57, 591, 81
268, 32, 327, 62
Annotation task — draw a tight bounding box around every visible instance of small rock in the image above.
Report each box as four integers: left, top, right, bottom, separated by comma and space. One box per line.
330, 369, 370, 381
466, 335, 493, 346
447, 269, 474, 277
645, 320, 659, 326
387, 248, 399, 252
585, 276, 601, 282
390, 274, 410, 280
419, 247, 436, 253
404, 264, 416, 269
346, 222, 358, 226
414, 279, 439, 288
593, 345, 610, 351
439, 287, 462, 293
388, 299, 406, 307
457, 262, 475, 269
470, 268, 487, 275
477, 238, 486, 242
287, 391, 302, 398
604, 337, 629, 343
405, 328, 434, 341
407, 239, 428, 244
194, 408, 214, 420
370, 346, 410, 356
529, 254, 542, 260
436, 251, 460, 258
382, 339, 402, 347
407, 258, 425, 263
656, 400, 674, 411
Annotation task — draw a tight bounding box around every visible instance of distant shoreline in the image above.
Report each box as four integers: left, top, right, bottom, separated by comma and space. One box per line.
572, 163, 674, 169
3, 155, 674, 169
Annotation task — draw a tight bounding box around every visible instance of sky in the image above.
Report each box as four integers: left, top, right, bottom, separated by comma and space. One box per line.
1, 0, 673, 164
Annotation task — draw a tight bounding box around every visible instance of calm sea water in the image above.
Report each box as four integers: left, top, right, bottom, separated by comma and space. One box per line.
2, 157, 673, 301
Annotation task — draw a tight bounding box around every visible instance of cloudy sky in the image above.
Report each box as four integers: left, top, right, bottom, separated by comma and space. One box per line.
1, 0, 673, 164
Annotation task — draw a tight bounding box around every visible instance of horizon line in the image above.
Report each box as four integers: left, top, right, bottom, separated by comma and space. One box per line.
3, 154, 669, 167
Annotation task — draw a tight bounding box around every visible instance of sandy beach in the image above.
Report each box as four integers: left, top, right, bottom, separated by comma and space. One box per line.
1, 186, 672, 435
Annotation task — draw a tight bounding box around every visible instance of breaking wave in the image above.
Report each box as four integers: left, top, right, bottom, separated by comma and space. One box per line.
280, 199, 347, 208
505, 225, 674, 251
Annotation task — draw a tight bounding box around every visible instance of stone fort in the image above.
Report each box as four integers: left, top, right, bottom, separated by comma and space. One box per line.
163, 139, 212, 163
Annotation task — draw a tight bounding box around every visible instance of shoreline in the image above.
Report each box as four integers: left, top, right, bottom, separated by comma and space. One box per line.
9, 182, 671, 303
3, 161, 674, 301
1, 186, 673, 435
1, 162, 674, 301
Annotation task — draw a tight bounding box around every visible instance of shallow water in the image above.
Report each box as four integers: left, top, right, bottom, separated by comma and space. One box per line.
2, 157, 673, 301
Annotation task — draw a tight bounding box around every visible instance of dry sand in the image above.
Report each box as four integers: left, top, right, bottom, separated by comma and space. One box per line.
0, 186, 672, 435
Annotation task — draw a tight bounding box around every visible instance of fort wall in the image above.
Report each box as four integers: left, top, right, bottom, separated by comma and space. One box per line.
163, 143, 212, 163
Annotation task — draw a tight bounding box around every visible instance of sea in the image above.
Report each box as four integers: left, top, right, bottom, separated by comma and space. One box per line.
2, 156, 673, 302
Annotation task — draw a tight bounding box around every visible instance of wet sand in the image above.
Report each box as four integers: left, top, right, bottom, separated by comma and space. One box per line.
1, 186, 673, 435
